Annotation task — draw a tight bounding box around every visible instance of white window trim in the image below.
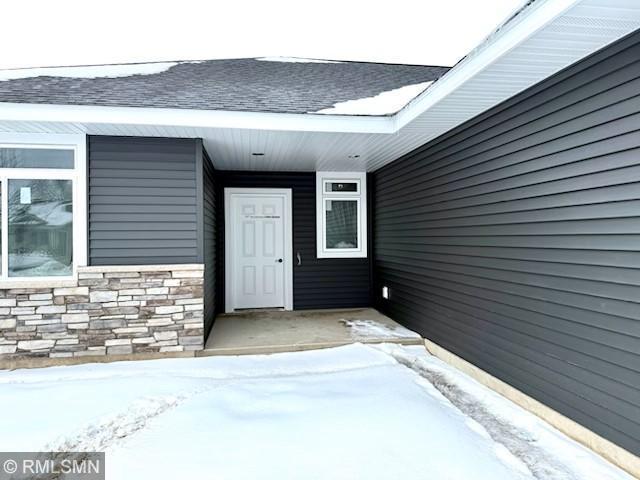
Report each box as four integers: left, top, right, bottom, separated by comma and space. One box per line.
316, 171, 367, 259
0, 133, 86, 287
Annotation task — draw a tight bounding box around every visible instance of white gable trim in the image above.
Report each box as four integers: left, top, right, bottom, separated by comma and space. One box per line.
394, 0, 581, 130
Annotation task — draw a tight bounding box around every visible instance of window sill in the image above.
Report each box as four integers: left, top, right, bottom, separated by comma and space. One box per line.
317, 251, 368, 259
79, 263, 204, 273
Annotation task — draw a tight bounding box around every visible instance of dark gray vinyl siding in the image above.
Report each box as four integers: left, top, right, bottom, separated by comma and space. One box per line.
372, 30, 640, 455
88, 136, 200, 265
217, 171, 370, 311
202, 147, 217, 335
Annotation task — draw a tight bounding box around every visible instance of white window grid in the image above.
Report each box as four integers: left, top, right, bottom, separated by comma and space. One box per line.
316, 171, 367, 259
0, 134, 86, 285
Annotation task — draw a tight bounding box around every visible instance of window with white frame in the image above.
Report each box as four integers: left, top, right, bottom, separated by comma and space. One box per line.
316, 172, 367, 258
0, 135, 86, 281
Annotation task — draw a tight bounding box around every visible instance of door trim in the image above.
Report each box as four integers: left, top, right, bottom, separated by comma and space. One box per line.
224, 187, 293, 313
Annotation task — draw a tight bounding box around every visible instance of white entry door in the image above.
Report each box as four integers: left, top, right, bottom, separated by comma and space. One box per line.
225, 189, 293, 312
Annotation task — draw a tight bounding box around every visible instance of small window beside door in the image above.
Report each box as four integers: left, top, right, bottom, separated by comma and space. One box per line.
316, 172, 367, 258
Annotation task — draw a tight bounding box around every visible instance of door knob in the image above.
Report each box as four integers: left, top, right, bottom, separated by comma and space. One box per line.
276, 258, 283, 263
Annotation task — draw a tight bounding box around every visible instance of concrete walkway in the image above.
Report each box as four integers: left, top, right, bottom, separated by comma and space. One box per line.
201, 308, 423, 356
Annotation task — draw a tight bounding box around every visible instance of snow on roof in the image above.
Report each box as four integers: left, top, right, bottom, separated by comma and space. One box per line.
0, 62, 184, 81
313, 81, 433, 115
0, 59, 449, 115
255, 56, 342, 64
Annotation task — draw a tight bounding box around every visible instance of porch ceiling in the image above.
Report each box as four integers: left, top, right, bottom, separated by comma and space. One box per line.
1, 0, 639, 172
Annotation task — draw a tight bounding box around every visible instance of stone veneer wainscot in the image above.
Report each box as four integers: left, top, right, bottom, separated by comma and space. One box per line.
0, 264, 204, 359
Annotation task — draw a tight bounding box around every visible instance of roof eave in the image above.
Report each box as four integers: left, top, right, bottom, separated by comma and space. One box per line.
0, 0, 637, 146
0, 102, 396, 135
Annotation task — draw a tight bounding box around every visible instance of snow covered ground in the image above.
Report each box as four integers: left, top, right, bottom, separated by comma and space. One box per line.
342, 318, 422, 340
0, 344, 632, 480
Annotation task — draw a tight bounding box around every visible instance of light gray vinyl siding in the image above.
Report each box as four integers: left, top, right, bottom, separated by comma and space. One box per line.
372, 30, 640, 455
88, 136, 201, 265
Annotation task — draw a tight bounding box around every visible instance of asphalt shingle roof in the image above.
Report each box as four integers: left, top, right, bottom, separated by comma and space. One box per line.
0, 58, 450, 115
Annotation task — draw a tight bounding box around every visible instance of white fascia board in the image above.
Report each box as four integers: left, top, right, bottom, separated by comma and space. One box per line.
0, 102, 395, 134
393, 0, 582, 130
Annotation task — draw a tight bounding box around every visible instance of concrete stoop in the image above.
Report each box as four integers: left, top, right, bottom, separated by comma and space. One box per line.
201, 308, 423, 356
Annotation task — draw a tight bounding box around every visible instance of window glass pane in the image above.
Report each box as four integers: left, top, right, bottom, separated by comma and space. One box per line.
325, 181, 358, 193
0, 148, 74, 169
0, 185, 2, 274
8, 179, 73, 277
325, 200, 358, 249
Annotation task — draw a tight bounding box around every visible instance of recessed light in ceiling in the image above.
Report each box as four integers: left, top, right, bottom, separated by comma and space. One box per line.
251, 152, 265, 156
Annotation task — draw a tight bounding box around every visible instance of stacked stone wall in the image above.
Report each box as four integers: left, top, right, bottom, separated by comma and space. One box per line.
0, 265, 204, 359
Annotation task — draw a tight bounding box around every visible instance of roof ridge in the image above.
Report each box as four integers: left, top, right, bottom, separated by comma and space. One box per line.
0, 57, 451, 72
0, 60, 196, 72
284, 58, 451, 68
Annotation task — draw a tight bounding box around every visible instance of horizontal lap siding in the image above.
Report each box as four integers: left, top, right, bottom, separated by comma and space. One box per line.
372, 31, 640, 454
217, 171, 370, 310
202, 148, 217, 335
88, 136, 200, 265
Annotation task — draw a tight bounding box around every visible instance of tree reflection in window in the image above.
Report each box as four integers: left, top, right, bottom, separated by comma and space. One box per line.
8, 179, 73, 276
